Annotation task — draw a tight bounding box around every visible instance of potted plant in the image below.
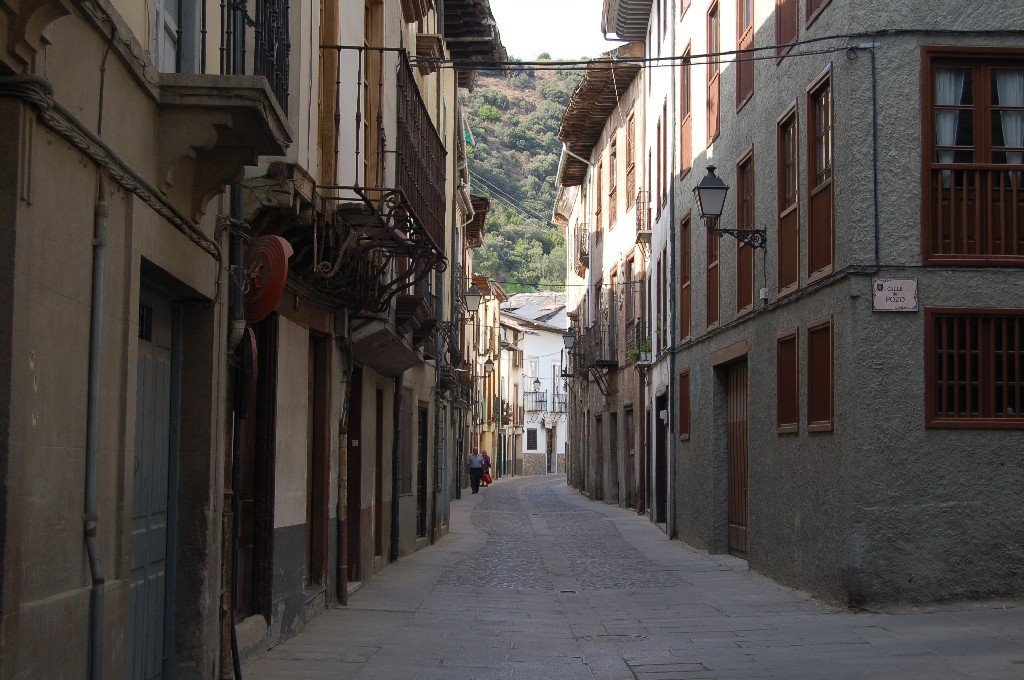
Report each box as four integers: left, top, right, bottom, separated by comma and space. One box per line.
627, 338, 653, 363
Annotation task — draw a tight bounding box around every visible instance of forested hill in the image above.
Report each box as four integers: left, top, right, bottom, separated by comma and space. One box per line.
460, 59, 582, 294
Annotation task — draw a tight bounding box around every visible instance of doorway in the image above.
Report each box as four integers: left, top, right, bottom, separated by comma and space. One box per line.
128, 288, 180, 679
593, 416, 604, 501
306, 334, 331, 588
545, 427, 555, 473
416, 405, 429, 539
624, 407, 635, 509
727, 361, 749, 558
346, 366, 364, 582
374, 388, 385, 559
654, 393, 668, 525
609, 413, 620, 504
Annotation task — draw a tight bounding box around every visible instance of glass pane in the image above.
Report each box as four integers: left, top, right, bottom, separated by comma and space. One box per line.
991, 68, 1024, 106
935, 68, 972, 105
992, 110, 1024, 164
934, 110, 973, 152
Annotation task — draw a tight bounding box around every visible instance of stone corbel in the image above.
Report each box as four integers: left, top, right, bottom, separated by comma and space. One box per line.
1, 0, 74, 70
156, 73, 291, 222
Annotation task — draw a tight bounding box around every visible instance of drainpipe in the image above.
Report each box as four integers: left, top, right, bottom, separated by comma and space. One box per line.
85, 175, 108, 680
227, 185, 246, 680
389, 374, 404, 563
667, 7, 679, 540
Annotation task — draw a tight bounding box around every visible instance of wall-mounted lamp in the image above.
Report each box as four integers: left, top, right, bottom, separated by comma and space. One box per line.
533, 377, 542, 391
694, 165, 766, 249
464, 286, 483, 313
484, 358, 494, 374
562, 329, 576, 350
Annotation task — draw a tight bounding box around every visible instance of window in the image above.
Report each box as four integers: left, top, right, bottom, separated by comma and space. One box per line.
923, 50, 1024, 264
925, 309, 1024, 428
657, 255, 666, 350
526, 428, 538, 450
776, 331, 798, 433
661, 101, 669, 209
625, 256, 637, 351
680, 45, 692, 177
528, 359, 539, 378
678, 371, 691, 438
736, 0, 754, 108
737, 152, 755, 314
777, 107, 800, 293
806, 0, 832, 27
776, 0, 798, 57
626, 112, 637, 207
707, 2, 721, 144
808, 70, 834, 278
680, 0, 691, 18
807, 319, 833, 431
609, 137, 618, 227
680, 213, 692, 340
595, 159, 604, 236
153, 0, 199, 73
655, 117, 664, 218
707, 231, 720, 328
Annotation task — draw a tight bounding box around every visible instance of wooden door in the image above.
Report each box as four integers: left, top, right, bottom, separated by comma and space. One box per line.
128, 289, 178, 679
609, 413, 620, 503
654, 394, 668, 524
236, 315, 277, 620
416, 406, 429, 538
306, 335, 331, 587
546, 427, 554, 473
727, 361, 749, 557
593, 416, 604, 501
374, 388, 385, 557
346, 366, 364, 582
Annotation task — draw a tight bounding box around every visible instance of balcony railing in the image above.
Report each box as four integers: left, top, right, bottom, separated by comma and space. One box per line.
927, 165, 1024, 262
220, 0, 290, 110
552, 393, 567, 413
306, 46, 447, 312
575, 223, 589, 277
581, 319, 618, 369
525, 391, 547, 412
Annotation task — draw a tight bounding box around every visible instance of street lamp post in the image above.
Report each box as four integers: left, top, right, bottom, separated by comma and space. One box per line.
694, 165, 767, 249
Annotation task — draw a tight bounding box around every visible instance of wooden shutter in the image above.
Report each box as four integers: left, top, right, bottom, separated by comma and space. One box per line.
736, 0, 754, 108
707, 2, 721, 143
777, 108, 800, 293
681, 46, 692, 176
807, 319, 833, 431
776, 0, 798, 56
680, 214, 692, 340
707, 231, 720, 328
776, 332, 799, 432
808, 71, 834, 278
737, 153, 755, 314
807, 0, 833, 25
678, 371, 691, 439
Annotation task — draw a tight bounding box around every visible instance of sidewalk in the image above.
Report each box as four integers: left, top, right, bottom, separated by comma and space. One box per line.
244, 476, 1024, 679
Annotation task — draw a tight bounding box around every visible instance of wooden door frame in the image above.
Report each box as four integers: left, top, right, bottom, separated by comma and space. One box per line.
307, 333, 332, 588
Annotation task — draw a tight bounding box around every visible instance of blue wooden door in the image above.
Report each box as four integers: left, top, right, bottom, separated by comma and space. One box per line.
127, 289, 178, 679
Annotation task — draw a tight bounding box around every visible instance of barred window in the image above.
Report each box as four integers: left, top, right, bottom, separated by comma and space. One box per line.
926, 309, 1024, 428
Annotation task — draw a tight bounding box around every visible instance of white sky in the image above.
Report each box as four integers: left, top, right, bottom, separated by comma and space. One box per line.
490, 0, 622, 60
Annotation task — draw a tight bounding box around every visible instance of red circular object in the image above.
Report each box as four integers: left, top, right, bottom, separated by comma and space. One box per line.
244, 236, 293, 323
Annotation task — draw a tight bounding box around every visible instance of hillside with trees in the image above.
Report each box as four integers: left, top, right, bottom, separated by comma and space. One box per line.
461, 59, 581, 293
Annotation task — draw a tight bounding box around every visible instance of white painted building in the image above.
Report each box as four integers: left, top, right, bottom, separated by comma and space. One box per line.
501, 294, 570, 475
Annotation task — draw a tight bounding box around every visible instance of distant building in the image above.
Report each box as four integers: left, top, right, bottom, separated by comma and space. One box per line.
502, 293, 571, 475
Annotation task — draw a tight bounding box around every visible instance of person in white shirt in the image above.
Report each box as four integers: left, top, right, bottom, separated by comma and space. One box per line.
467, 449, 484, 494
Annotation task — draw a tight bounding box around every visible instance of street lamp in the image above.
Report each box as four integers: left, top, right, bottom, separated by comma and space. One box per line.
464, 285, 483, 313
562, 329, 576, 350
533, 377, 542, 391
484, 358, 494, 374
694, 165, 767, 249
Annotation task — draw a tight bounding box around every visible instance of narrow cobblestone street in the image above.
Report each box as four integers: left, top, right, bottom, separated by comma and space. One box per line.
246, 477, 1024, 679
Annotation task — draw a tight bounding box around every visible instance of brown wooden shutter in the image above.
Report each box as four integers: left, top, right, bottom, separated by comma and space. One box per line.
737, 154, 755, 313
707, 232, 720, 328
776, 0, 798, 55
776, 332, 799, 432
808, 73, 834, 277
707, 3, 720, 144
736, 0, 754, 107
679, 371, 691, 438
778, 110, 800, 293
680, 214, 692, 340
681, 47, 692, 175
807, 320, 833, 431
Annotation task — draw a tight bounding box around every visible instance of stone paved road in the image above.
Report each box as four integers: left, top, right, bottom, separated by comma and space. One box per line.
246, 476, 1024, 679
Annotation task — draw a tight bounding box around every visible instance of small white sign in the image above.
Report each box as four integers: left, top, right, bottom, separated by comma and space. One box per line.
873, 278, 919, 312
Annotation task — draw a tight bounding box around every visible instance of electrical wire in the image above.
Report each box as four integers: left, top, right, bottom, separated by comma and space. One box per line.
469, 171, 553, 223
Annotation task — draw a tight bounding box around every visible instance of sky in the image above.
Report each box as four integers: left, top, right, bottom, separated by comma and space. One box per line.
490, 0, 622, 60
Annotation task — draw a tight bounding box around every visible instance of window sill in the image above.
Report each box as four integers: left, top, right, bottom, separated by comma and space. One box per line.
678, 434, 691, 442
923, 255, 1024, 267
807, 266, 833, 285
736, 92, 753, 115
777, 424, 799, 435
926, 418, 1024, 430
808, 421, 833, 433
777, 283, 799, 299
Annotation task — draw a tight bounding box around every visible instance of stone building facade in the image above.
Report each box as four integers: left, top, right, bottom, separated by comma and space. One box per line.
560, 0, 1024, 605
0, 0, 504, 677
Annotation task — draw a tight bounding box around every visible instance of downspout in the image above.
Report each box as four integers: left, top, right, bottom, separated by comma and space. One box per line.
85, 175, 108, 680
389, 374, 404, 563
227, 185, 246, 680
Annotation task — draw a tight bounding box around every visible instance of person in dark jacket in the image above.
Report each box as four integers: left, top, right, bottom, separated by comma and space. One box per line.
481, 451, 492, 486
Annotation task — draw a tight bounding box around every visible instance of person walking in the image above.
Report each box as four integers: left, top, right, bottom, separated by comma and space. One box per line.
468, 449, 484, 494
481, 451, 492, 487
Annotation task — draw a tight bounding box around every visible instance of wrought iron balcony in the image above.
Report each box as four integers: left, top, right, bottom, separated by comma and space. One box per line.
299, 46, 447, 312
221, 0, 291, 110
581, 320, 618, 369
575, 223, 590, 277
552, 393, 567, 413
